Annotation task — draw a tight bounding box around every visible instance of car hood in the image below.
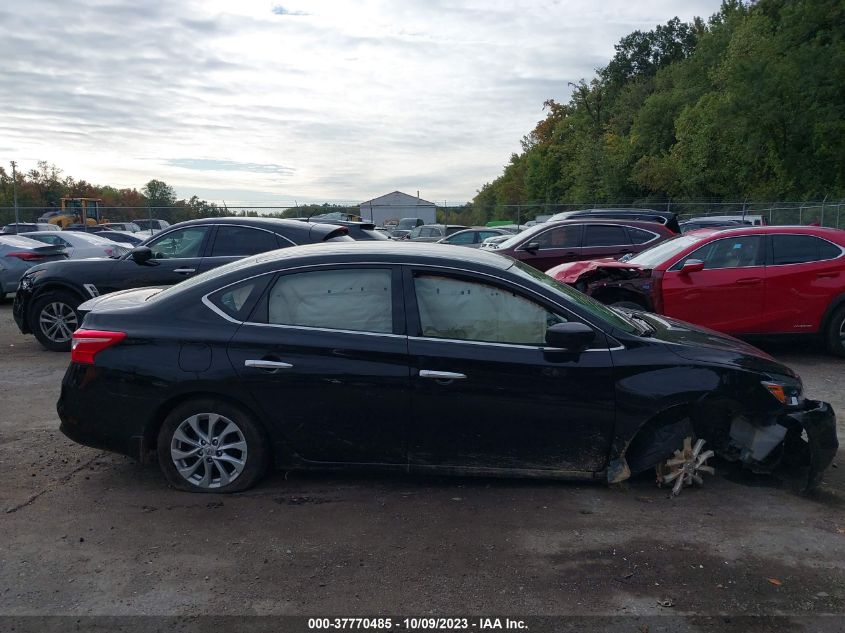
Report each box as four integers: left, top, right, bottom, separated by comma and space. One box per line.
547, 258, 645, 283
27, 256, 119, 280
635, 311, 798, 379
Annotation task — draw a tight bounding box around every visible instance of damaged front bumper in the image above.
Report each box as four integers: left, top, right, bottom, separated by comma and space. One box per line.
729, 400, 838, 491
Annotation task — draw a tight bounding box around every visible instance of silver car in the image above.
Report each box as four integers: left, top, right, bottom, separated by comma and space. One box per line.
0, 235, 68, 298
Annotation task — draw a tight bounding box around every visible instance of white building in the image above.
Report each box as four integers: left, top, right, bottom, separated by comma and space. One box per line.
358, 191, 437, 227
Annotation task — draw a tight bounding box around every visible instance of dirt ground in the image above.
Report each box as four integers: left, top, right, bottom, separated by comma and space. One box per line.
0, 301, 843, 625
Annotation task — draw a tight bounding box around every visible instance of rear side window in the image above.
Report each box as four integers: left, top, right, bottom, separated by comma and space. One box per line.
208, 279, 266, 321
267, 269, 393, 333
211, 226, 279, 257
584, 225, 630, 247
627, 227, 657, 244
771, 235, 841, 265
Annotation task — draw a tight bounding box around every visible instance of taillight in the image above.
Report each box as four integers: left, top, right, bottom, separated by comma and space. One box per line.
71, 330, 127, 365
5, 252, 44, 261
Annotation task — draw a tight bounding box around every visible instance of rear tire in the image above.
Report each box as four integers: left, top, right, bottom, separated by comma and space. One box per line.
29, 290, 82, 351
157, 399, 270, 493
825, 305, 845, 357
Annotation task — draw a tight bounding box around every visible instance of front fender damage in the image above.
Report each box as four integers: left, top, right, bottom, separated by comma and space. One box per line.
724, 400, 838, 492
608, 400, 838, 492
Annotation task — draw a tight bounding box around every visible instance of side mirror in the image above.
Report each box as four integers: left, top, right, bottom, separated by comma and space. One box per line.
680, 258, 705, 274
545, 322, 596, 352
522, 241, 540, 254
130, 246, 153, 264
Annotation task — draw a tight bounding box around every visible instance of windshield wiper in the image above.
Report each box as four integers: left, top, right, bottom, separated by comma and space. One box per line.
629, 312, 656, 336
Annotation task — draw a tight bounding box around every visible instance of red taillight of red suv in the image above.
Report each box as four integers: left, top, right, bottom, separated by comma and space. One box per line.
71, 330, 127, 365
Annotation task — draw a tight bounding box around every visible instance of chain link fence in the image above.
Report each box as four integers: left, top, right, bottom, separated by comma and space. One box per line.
1, 199, 844, 228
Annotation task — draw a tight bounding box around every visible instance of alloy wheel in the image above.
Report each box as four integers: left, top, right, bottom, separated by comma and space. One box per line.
38, 302, 78, 343
170, 413, 248, 489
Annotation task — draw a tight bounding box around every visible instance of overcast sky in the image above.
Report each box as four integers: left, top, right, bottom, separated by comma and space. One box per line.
1, 0, 722, 206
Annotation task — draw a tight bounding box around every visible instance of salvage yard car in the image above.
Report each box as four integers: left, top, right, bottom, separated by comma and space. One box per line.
21, 230, 130, 259
547, 226, 845, 356
58, 242, 836, 493
13, 217, 352, 351
481, 219, 674, 271
0, 235, 67, 301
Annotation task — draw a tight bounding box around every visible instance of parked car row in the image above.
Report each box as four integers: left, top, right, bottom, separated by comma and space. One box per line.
2, 211, 837, 496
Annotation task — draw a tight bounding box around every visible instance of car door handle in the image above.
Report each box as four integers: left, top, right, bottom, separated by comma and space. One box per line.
419, 370, 466, 380
173, 268, 196, 275
735, 277, 762, 285
245, 359, 293, 370
816, 272, 838, 278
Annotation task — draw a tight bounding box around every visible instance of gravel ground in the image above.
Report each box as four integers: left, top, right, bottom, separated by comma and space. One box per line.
0, 302, 843, 623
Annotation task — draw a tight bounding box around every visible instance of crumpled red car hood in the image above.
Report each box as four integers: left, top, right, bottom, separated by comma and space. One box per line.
547, 258, 645, 283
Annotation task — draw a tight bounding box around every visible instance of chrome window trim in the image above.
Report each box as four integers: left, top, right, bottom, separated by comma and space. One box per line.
411, 335, 619, 353
767, 233, 845, 268
240, 321, 405, 338
199, 260, 623, 345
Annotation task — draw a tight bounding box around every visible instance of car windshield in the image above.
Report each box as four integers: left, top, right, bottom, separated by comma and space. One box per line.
625, 234, 703, 267
494, 228, 541, 250
507, 259, 639, 335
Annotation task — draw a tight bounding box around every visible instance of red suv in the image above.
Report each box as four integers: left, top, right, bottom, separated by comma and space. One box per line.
481, 219, 674, 271
547, 226, 845, 355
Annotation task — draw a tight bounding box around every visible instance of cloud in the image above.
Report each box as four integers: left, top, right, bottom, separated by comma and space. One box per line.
271, 6, 309, 17
1, 0, 724, 203
167, 159, 295, 176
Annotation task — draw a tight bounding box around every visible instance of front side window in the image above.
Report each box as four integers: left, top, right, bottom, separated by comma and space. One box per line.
211, 226, 279, 257
148, 227, 209, 259
414, 274, 566, 346
584, 225, 630, 247
771, 234, 841, 265
672, 235, 763, 270
268, 269, 393, 334
534, 225, 581, 249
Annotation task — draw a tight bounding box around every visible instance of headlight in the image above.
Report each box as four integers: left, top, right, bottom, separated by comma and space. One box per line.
762, 380, 803, 406
18, 269, 46, 290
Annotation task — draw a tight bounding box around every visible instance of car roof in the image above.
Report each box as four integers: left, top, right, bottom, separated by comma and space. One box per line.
0, 234, 50, 248
523, 218, 672, 236
247, 240, 515, 270
166, 216, 346, 240
684, 225, 845, 242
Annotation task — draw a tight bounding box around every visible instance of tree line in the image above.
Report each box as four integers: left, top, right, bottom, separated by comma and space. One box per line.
471, 0, 845, 224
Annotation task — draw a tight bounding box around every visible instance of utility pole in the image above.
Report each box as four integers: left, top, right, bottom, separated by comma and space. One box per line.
10, 161, 20, 227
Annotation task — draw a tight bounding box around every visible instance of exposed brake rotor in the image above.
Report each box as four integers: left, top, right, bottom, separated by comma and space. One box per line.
656, 437, 715, 496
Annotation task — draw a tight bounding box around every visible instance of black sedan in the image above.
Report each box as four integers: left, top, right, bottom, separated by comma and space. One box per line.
13, 217, 351, 351
58, 242, 836, 493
